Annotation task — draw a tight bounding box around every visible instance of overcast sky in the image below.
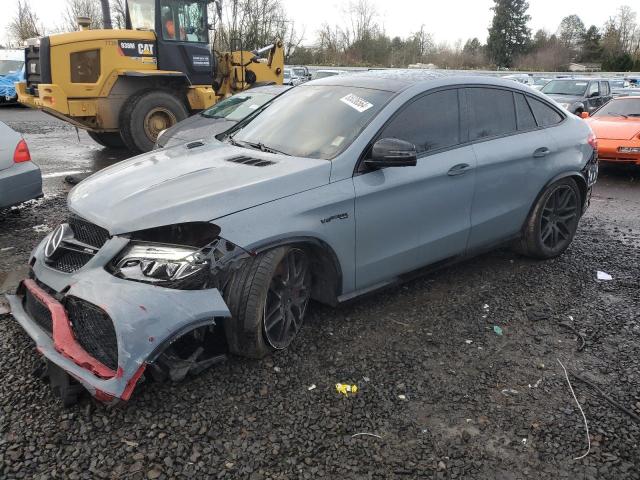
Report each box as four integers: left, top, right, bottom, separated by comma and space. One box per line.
1, 0, 635, 47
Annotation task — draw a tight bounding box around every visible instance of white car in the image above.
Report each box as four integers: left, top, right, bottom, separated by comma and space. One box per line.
283, 69, 302, 86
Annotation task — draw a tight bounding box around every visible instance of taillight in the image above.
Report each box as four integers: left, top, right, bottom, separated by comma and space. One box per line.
587, 133, 598, 150
13, 139, 31, 163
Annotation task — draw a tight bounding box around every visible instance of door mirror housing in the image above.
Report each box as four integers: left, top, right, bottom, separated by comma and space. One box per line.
589, 91, 600, 98
365, 138, 417, 168
580, 111, 589, 119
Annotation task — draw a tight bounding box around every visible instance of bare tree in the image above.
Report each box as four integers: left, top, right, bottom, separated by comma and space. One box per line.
110, 0, 127, 29
63, 0, 103, 31
7, 0, 43, 45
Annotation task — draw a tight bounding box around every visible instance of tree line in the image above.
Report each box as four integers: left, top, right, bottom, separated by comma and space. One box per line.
5, 0, 640, 72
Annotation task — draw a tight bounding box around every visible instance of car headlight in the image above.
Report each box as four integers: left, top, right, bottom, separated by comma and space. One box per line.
112, 243, 210, 288
559, 103, 571, 109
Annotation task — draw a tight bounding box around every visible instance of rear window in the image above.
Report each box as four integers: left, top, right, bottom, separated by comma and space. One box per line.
526, 97, 563, 126
467, 88, 517, 140
514, 93, 537, 131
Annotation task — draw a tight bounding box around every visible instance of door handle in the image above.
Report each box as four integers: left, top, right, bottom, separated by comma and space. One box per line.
533, 147, 550, 158
447, 163, 472, 176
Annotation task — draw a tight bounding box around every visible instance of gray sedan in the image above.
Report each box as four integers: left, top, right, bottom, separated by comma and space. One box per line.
7, 71, 597, 406
0, 121, 42, 209
155, 85, 291, 148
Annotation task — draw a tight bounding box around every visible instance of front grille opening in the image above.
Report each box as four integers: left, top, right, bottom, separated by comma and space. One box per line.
65, 297, 118, 371
49, 250, 93, 273
68, 215, 110, 249
227, 155, 275, 167
23, 289, 53, 335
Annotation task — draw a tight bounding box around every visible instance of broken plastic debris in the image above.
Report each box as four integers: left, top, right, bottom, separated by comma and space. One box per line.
483, 304, 490, 310
307, 384, 316, 391
493, 326, 503, 336
398, 394, 407, 400
528, 378, 542, 389
363, 376, 370, 382
465, 339, 473, 344
273, 366, 281, 373
596, 271, 612, 281
501, 388, 519, 396
335, 383, 358, 396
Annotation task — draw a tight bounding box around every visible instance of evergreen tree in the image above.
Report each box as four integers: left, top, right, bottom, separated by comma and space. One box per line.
487, 0, 531, 67
580, 25, 602, 63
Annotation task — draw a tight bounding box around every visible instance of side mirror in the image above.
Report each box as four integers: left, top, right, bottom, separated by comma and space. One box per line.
580, 112, 590, 119
590, 91, 600, 98
365, 138, 417, 169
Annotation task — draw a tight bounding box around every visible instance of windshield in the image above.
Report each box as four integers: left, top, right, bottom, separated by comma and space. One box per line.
593, 98, 640, 117
534, 77, 550, 86
128, 0, 155, 30
230, 85, 392, 160
201, 92, 274, 120
160, 0, 207, 42
541, 80, 589, 96
283, 69, 291, 78
293, 68, 306, 77
0, 60, 23, 76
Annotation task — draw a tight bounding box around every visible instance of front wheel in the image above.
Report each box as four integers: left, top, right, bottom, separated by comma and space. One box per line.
119, 90, 188, 153
517, 178, 582, 259
224, 247, 311, 358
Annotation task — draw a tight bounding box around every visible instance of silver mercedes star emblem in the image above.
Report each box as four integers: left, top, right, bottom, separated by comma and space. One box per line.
44, 224, 70, 258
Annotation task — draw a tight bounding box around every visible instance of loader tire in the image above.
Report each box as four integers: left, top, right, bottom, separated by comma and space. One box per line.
87, 131, 126, 149
119, 90, 188, 153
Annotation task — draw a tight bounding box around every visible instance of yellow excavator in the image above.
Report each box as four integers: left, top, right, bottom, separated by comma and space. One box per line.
16, 0, 284, 152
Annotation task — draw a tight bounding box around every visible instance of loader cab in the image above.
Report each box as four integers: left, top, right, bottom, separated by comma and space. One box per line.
126, 0, 213, 85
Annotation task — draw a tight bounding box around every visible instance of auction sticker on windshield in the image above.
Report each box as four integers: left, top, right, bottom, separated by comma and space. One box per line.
340, 93, 373, 113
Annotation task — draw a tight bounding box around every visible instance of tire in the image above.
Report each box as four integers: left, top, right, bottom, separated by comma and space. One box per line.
517, 178, 582, 259
87, 131, 126, 149
119, 90, 188, 153
223, 246, 312, 358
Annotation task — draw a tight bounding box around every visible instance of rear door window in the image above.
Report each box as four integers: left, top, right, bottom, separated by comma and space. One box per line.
600, 81, 610, 96
466, 88, 517, 140
526, 97, 563, 127
587, 82, 599, 97
378, 89, 461, 154
514, 93, 537, 131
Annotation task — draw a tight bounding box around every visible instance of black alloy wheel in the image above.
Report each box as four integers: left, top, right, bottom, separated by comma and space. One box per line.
263, 248, 311, 349
539, 184, 579, 251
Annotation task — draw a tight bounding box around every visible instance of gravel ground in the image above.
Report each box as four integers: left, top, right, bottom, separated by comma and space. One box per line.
0, 110, 639, 479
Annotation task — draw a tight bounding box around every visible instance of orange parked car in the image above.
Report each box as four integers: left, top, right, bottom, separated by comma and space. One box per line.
583, 96, 640, 165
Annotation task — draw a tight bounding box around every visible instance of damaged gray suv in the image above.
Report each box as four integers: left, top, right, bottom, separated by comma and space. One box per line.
7, 71, 598, 405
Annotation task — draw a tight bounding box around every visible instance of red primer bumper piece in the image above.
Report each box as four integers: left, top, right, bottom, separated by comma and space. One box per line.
23, 279, 117, 379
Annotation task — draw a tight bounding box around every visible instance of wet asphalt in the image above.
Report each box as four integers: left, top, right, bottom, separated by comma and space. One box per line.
0, 106, 639, 479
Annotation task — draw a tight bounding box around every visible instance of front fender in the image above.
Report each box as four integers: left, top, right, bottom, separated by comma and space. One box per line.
213, 178, 356, 295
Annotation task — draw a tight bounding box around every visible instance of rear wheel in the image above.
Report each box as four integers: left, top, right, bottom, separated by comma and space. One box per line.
223, 247, 311, 358
119, 90, 188, 153
517, 178, 581, 259
87, 131, 126, 149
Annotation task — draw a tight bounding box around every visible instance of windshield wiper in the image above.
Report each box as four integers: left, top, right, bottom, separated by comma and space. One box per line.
230, 138, 290, 156
608, 112, 629, 118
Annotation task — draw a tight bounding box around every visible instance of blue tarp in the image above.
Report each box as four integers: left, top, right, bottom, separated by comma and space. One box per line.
0, 67, 25, 100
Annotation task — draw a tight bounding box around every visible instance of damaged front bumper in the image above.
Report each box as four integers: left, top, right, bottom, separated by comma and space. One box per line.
6, 235, 230, 405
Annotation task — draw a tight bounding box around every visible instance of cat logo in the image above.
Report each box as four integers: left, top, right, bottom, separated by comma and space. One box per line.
137, 43, 154, 56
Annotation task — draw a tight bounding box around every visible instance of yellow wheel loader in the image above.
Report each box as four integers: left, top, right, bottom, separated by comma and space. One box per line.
16, 0, 284, 152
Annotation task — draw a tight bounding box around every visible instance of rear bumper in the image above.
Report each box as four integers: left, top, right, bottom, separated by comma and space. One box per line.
597, 139, 640, 165
6, 237, 231, 404
0, 161, 42, 209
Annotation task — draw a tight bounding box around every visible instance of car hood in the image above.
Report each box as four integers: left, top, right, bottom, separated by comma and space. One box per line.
158, 114, 237, 147
68, 142, 331, 235
544, 94, 583, 105
587, 117, 640, 140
